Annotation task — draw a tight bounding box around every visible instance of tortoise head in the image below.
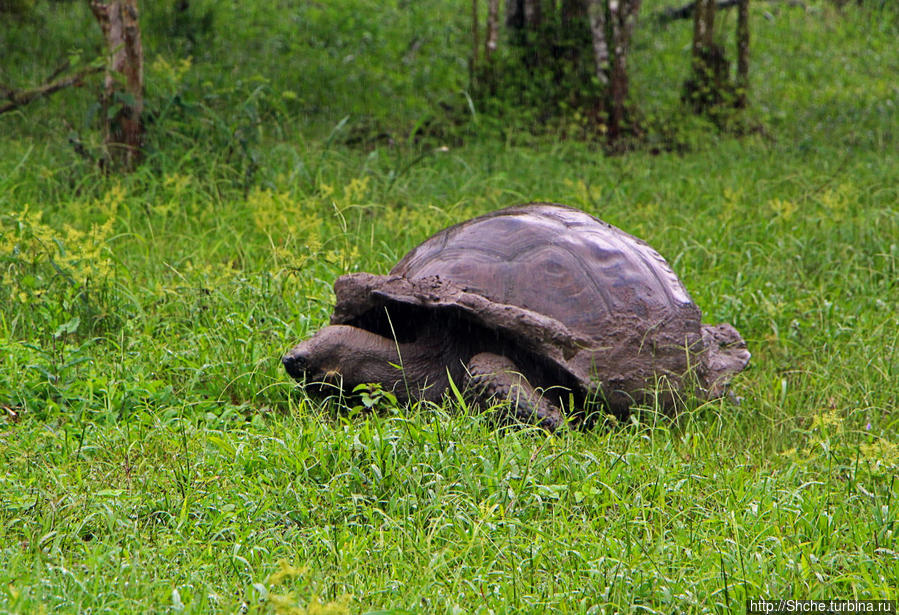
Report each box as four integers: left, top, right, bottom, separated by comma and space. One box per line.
700, 323, 751, 398
282, 324, 405, 395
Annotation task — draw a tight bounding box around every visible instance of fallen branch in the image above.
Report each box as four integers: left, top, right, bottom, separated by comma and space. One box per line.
0, 62, 102, 115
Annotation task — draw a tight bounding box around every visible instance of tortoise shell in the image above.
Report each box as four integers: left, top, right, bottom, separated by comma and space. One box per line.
392, 203, 698, 336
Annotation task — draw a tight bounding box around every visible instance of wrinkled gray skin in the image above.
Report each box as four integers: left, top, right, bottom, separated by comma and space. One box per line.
284, 317, 564, 429
283, 203, 750, 430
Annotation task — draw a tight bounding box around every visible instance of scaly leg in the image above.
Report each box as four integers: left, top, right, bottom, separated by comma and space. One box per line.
466, 352, 563, 431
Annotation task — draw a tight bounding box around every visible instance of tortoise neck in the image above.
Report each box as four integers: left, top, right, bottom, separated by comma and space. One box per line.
394, 328, 467, 403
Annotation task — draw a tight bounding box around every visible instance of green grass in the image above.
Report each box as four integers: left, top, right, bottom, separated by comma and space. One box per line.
1, 0, 898, 612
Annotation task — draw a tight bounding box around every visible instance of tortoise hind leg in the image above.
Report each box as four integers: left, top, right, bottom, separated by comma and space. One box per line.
466, 352, 563, 431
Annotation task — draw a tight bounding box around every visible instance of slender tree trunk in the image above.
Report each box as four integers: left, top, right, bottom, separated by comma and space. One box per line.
608, 0, 641, 138
562, 0, 586, 25
506, 0, 542, 29
523, 0, 541, 29
506, 0, 522, 28
587, 0, 610, 85
686, 0, 731, 112
90, 0, 144, 171
691, 0, 716, 68
475, 0, 644, 143
472, 0, 480, 77
506, 0, 546, 63
486, 0, 500, 61
735, 0, 750, 108
559, 0, 589, 68
587, 0, 641, 137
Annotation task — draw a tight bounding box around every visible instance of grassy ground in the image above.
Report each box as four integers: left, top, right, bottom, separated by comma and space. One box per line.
1, 0, 898, 613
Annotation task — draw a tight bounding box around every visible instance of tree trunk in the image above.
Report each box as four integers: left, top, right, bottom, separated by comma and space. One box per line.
523, 0, 542, 29
610, 0, 640, 138
90, 0, 144, 171
691, 0, 716, 66
506, 0, 544, 67
506, 0, 542, 29
735, 0, 749, 108
562, 0, 587, 26
587, 0, 610, 85
587, 0, 641, 137
486, 0, 500, 61
686, 0, 730, 112
472, 0, 480, 78
472, 0, 642, 143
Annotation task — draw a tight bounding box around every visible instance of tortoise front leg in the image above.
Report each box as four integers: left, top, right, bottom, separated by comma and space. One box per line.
466, 353, 564, 431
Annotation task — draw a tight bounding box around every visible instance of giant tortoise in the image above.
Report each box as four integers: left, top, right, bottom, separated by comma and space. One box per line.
282, 203, 750, 429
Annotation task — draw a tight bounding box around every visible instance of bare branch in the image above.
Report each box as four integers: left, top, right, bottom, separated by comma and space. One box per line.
656, 0, 803, 23
45, 59, 73, 84
663, 0, 739, 22
0, 65, 102, 115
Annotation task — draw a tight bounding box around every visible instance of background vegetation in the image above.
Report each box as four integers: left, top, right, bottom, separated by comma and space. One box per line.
1, 0, 897, 612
